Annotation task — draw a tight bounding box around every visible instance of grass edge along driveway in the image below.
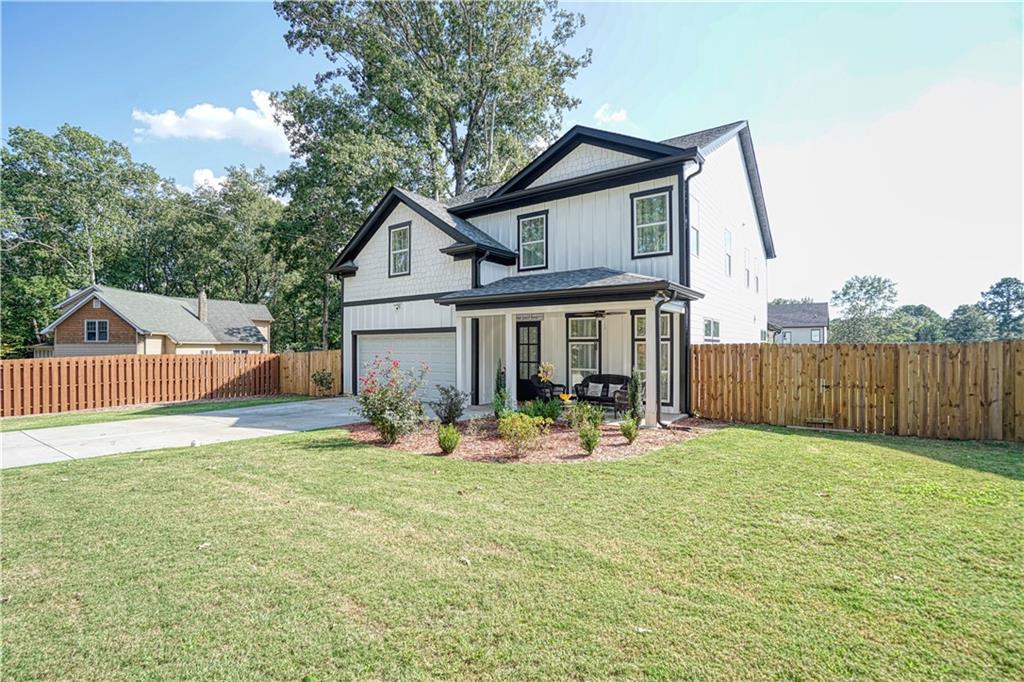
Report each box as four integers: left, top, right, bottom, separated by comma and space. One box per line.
2, 426, 1021, 679
0, 394, 312, 432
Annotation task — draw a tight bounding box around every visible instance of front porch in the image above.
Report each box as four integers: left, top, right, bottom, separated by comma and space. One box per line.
436, 268, 703, 427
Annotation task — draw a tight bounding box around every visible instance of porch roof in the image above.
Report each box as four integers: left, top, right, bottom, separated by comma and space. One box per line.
435, 267, 703, 308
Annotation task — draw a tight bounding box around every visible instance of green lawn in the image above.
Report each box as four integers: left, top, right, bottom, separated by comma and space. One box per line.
3, 427, 1022, 679
0, 395, 311, 432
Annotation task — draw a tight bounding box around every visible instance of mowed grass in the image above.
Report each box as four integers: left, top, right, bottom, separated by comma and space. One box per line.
0, 395, 311, 432
3, 427, 1022, 680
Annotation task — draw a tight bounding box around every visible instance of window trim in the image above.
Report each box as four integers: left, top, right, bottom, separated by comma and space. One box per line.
810, 329, 822, 342
565, 314, 602, 388
516, 209, 549, 272
387, 221, 412, 278
631, 310, 673, 406
630, 186, 673, 259
703, 317, 721, 343
84, 319, 109, 343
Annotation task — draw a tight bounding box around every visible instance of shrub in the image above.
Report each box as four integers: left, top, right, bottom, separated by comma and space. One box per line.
566, 401, 604, 431
578, 422, 601, 455
438, 423, 461, 454
493, 386, 510, 419
520, 398, 563, 421
310, 368, 335, 395
619, 415, 639, 444
354, 353, 428, 445
428, 385, 468, 425
497, 412, 551, 458
627, 370, 644, 422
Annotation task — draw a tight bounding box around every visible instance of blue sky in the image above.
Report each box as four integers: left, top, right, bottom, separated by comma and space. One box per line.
3, 1, 1021, 313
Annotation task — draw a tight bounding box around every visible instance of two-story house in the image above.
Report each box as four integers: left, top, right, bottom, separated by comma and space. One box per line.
329, 121, 775, 426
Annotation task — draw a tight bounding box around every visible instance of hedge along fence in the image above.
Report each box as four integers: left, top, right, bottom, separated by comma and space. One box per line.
0, 350, 342, 418
692, 341, 1024, 442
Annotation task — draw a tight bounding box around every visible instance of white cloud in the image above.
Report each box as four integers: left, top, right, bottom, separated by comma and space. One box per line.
758, 78, 1023, 316
594, 103, 628, 126
191, 168, 227, 191
132, 89, 290, 154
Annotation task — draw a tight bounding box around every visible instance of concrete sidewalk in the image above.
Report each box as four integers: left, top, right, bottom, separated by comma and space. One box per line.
1, 397, 363, 469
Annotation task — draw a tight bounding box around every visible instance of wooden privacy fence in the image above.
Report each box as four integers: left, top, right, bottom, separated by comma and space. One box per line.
279, 350, 342, 396
692, 341, 1024, 442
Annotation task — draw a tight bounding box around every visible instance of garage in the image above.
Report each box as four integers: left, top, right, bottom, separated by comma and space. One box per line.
355, 331, 456, 401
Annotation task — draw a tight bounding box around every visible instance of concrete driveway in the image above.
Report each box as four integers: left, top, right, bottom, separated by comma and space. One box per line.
2, 397, 364, 469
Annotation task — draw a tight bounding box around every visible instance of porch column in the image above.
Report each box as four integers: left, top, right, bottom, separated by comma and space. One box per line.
644, 300, 659, 427
504, 312, 518, 407
455, 315, 468, 395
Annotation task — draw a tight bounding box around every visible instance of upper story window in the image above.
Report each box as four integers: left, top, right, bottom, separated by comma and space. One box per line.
689, 195, 700, 257
517, 211, 548, 271
744, 249, 751, 288
85, 319, 109, 342
724, 229, 733, 276
755, 275, 760, 293
631, 188, 672, 258
388, 222, 411, 277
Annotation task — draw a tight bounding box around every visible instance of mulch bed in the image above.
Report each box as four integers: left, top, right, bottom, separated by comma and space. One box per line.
345, 416, 723, 464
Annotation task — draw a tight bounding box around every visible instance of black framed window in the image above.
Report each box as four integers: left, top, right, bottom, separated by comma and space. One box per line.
388, 222, 411, 277
84, 319, 109, 342
517, 211, 548, 271
567, 316, 600, 386
631, 187, 672, 258
632, 312, 672, 405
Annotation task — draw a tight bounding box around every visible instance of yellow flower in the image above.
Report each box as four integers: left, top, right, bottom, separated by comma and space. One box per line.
559, 393, 571, 402
537, 361, 555, 384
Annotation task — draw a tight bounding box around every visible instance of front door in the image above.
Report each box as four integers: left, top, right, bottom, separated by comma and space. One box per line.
516, 321, 541, 400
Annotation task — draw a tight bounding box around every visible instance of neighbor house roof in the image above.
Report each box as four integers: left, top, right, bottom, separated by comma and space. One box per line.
435, 267, 703, 307
42, 285, 272, 344
767, 302, 830, 328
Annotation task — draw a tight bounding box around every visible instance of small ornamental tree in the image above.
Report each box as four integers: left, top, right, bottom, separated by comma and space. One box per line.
626, 371, 643, 422
355, 354, 428, 444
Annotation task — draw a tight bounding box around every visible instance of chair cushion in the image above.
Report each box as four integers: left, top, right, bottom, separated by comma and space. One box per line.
608, 383, 624, 395
586, 382, 604, 398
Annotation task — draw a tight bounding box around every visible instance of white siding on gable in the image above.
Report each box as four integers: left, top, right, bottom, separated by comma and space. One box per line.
527, 144, 647, 188
470, 175, 682, 282
344, 202, 471, 302
688, 136, 768, 344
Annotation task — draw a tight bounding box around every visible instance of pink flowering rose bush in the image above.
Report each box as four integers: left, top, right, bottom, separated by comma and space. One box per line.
355, 354, 429, 444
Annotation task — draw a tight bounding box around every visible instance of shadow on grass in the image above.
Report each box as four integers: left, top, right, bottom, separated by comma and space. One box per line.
730, 424, 1024, 481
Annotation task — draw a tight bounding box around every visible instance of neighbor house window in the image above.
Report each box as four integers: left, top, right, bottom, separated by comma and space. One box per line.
233, 349, 249, 355
200, 350, 214, 356
567, 317, 600, 386
724, 229, 733, 276
760, 330, 768, 342
703, 318, 720, 343
631, 188, 672, 257
517, 211, 547, 270
632, 312, 672, 405
388, 222, 411, 277
811, 329, 822, 342
84, 319, 108, 342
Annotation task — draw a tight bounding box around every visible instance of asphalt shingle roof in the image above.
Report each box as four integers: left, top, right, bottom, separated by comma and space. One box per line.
397, 187, 513, 254
660, 121, 747, 153
436, 267, 701, 304
767, 302, 830, 328
63, 285, 272, 344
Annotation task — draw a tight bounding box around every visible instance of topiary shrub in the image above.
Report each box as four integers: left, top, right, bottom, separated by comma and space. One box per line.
566, 401, 604, 431
520, 398, 563, 421
497, 412, 551, 459
578, 422, 601, 455
438, 423, 461, 454
354, 354, 427, 444
619, 415, 639, 444
493, 386, 509, 419
428, 385, 468, 425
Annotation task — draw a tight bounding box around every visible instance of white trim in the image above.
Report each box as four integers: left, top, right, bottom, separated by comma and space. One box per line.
84, 318, 109, 343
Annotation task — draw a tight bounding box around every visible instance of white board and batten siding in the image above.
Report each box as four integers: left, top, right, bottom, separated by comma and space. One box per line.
687, 136, 768, 345
343, 200, 470, 396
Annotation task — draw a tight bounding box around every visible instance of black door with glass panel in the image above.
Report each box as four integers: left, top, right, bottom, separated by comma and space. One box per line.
516, 321, 541, 400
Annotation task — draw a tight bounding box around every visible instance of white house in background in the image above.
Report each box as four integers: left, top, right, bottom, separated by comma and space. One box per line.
768, 302, 830, 344
329, 121, 776, 425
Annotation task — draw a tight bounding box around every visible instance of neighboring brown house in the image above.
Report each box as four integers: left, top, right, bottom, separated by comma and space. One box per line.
37, 285, 273, 357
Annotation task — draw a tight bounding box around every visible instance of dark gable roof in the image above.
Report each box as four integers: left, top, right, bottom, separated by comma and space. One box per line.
328, 186, 516, 274
767, 302, 830, 328
435, 267, 703, 306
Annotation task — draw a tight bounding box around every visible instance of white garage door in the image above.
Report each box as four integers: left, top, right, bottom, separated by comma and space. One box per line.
357, 332, 456, 401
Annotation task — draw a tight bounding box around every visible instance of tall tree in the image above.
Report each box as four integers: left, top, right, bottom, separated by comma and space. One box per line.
945, 304, 996, 341
828, 275, 898, 343
979, 277, 1024, 339
274, 0, 591, 196
883, 304, 948, 342
769, 297, 816, 305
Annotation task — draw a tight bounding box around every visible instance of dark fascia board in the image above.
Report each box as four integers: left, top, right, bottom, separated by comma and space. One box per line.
440, 242, 518, 266
326, 260, 359, 277
327, 187, 515, 276
449, 153, 700, 219
490, 125, 693, 198
435, 280, 704, 308
736, 126, 777, 259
